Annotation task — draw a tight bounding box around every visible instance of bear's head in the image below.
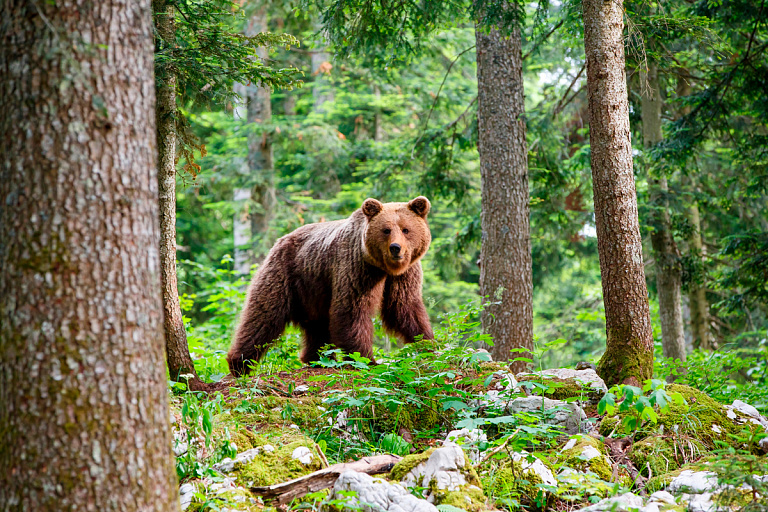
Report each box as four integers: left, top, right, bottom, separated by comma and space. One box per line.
361, 196, 431, 275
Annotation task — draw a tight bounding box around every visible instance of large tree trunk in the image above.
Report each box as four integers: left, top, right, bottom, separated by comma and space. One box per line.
582, 0, 654, 386
0, 2, 179, 511
154, 0, 203, 388
642, 64, 686, 369
476, 22, 534, 371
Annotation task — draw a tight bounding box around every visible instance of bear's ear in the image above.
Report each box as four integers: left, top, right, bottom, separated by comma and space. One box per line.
362, 198, 384, 220
407, 196, 431, 217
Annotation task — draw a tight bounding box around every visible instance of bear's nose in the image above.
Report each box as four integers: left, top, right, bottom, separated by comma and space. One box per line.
389, 243, 401, 256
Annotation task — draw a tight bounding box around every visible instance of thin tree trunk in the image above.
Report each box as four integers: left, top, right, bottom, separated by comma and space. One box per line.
687, 198, 711, 349
582, 0, 654, 386
642, 63, 686, 369
476, 22, 534, 371
373, 85, 385, 142
312, 28, 334, 112
154, 0, 203, 388
676, 74, 711, 350
246, 7, 276, 262
0, 2, 179, 510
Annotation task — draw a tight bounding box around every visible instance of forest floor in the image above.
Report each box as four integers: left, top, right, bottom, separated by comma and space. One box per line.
171, 344, 768, 512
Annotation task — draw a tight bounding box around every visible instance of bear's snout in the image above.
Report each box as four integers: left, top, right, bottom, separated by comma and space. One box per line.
389, 243, 402, 258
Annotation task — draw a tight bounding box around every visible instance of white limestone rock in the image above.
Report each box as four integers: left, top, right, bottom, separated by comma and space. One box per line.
213, 447, 263, 473
518, 368, 608, 395
510, 452, 558, 487
443, 428, 488, 464
506, 396, 587, 434
668, 470, 718, 494
325, 471, 438, 512
577, 492, 644, 511
292, 446, 314, 465
401, 445, 468, 493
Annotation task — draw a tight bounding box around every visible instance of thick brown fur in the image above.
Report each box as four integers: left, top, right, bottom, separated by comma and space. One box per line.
227, 196, 435, 376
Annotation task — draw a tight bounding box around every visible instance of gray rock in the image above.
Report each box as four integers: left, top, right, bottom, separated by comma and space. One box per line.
213, 447, 263, 473
443, 428, 487, 464
325, 471, 438, 512
576, 489, 687, 512
668, 470, 718, 493
517, 368, 608, 395
179, 483, 196, 510
510, 452, 557, 487
401, 445, 468, 493
577, 492, 644, 511
292, 446, 314, 465
506, 396, 587, 434
725, 399, 768, 429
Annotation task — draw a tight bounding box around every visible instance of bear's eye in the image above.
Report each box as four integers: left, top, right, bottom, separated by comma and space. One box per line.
383, 229, 391, 235
402, 228, 409, 234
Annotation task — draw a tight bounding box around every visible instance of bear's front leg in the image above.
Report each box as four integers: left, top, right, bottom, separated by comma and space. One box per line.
329, 297, 377, 363
381, 263, 434, 343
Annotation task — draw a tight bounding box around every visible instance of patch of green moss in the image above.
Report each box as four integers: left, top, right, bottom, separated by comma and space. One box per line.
478, 362, 511, 373
597, 331, 653, 387
232, 432, 325, 487
221, 396, 325, 433
432, 485, 487, 512
555, 435, 633, 486
370, 399, 442, 433
188, 486, 261, 512
388, 448, 436, 481
554, 469, 619, 503
481, 455, 555, 510
629, 436, 706, 478
517, 375, 595, 401
599, 385, 753, 450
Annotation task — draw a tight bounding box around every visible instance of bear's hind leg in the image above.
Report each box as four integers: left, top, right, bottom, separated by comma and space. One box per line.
227, 257, 291, 377
298, 319, 330, 364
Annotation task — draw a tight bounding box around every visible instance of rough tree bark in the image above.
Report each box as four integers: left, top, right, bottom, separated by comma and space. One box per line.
0, 2, 179, 510
676, 75, 711, 350
476, 21, 534, 371
582, 0, 654, 386
246, 7, 276, 262
154, 0, 204, 389
235, 6, 275, 273
642, 63, 686, 368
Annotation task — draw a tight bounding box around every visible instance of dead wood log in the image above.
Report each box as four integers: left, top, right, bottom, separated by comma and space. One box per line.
250, 454, 402, 504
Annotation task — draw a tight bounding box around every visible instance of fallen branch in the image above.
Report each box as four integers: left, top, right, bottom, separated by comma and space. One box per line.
250, 454, 402, 505
474, 429, 520, 468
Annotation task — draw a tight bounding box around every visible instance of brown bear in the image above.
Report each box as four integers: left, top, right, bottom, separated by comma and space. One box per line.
227, 196, 434, 376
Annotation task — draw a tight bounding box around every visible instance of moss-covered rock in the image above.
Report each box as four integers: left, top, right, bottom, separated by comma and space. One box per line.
628, 436, 706, 478
516, 369, 607, 402
598, 385, 761, 450
224, 431, 326, 487
645, 460, 715, 493
391, 446, 488, 512
556, 435, 631, 485
389, 448, 436, 481
482, 452, 557, 510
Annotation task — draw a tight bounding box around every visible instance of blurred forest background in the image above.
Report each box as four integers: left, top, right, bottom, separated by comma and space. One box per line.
169, 0, 767, 376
